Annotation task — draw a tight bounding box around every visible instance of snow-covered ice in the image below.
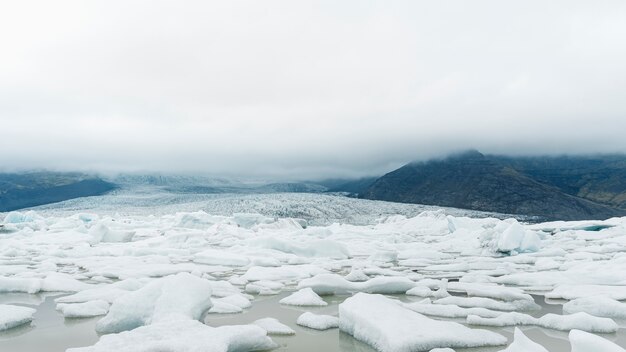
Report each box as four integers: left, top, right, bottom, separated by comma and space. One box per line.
296, 312, 339, 330
95, 273, 213, 333
563, 296, 626, 319
0, 304, 36, 331
339, 293, 507, 351
57, 300, 110, 318
67, 319, 277, 352
252, 317, 295, 335
279, 288, 327, 306
2, 192, 626, 351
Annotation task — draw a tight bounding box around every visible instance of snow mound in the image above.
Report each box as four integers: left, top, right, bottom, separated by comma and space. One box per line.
96, 273, 213, 334
279, 288, 327, 306
339, 293, 507, 352
0, 304, 36, 331
296, 312, 339, 330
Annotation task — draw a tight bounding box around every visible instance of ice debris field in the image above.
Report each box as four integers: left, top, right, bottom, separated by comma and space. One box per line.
1, 192, 626, 352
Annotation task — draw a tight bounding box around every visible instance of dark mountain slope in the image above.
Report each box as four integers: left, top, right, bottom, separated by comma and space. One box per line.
361, 151, 625, 221
0, 172, 116, 212
492, 155, 626, 210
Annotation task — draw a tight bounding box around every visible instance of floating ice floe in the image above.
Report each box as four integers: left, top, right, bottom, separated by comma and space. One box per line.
403, 301, 501, 319
193, 249, 250, 267
57, 300, 110, 318
67, 318, 277, 352
499, 328, 549, 352
0, 272, 92, 294
547, 284, 626, 300
56, 278, 144, 304
563, 296, 626, 319
447, 282, 533, 302
296, 312, 339, 330
0, 304, 36, 331
499, 327, 625, 352
253, 317, 295, 335
279, 288, 327, 306
248, 237, 350, 259
433, 296, 540, 312
96, 273, 213, 334
569, 329, 626, 352
298, 274, 415, 295
339, 293, 507, 352
467, 311, 618, 333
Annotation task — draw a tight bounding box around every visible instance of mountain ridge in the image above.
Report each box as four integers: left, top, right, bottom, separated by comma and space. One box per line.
360, 151, 626, 221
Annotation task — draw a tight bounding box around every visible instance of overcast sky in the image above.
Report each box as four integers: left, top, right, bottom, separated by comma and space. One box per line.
1, 0, 625, 180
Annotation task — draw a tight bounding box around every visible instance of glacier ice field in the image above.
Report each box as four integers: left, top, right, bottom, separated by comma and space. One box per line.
0, 190, 625, 351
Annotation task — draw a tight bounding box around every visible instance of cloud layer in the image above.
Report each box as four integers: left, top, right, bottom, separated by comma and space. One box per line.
1, 0, 625, 179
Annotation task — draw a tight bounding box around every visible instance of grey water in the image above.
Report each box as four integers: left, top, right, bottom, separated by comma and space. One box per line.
1, 292, 625, 352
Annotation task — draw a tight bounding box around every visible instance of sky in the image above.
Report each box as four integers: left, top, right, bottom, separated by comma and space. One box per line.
1, 0, 626, 180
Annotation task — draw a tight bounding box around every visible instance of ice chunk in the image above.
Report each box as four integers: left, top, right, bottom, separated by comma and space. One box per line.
279, 288, 327, 306
368, 250, 398, 262
344, 268, 369, 282
298, 274, 415, 295
403, 302, 501, 319
569, 329, 626, 352
208, 293, 251, 314
296, 312, 339, 330
0, 273, 91, 294
68, 319, 277, 352
194, 249, 250, 267
0, 277, 41, 294
0, 304, 36, 331
245, 280, 284, 295
2, 211, 43, 224
248, 237, 350, 259
499, 328, 548, 352
447, 282, 533, 302
96, 273, 213, 334
253, 317, 295, 335
538, 312, 617, 333
434, 296, 540, 312
339, 293, 507, 352
57, 300, 110, 318
468, 311, 618, 333
563, 296, 626, 319
547, 284, 626, 300
241, 265, 326, 282
481, 220, 541, 254
41, 272, 93, 292
56, 278, 143, 304
89, 223, 135, 243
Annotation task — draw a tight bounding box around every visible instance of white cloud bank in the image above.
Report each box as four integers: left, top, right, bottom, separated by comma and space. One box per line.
1, 0, 625, 179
